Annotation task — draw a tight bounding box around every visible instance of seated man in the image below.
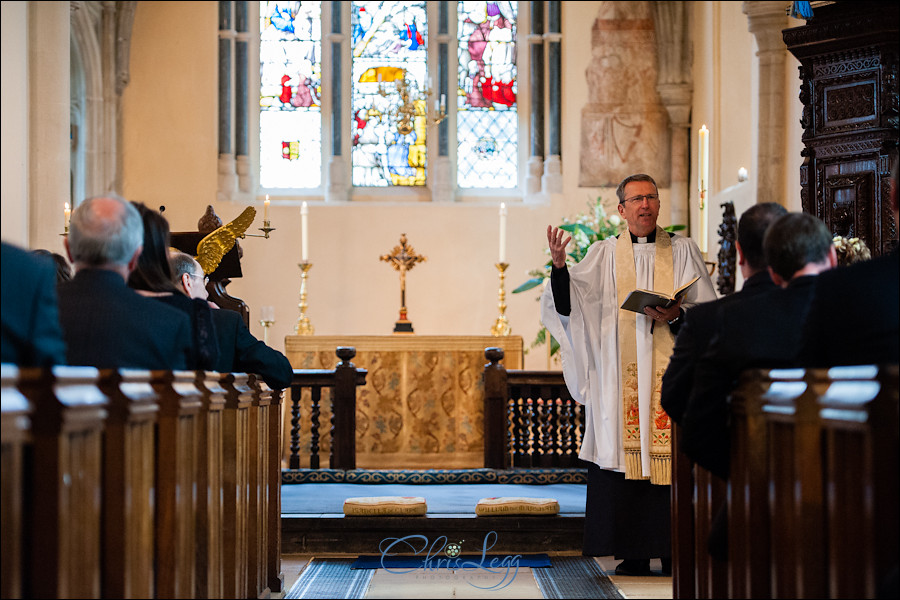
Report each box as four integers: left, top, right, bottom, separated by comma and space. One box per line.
170, 251, 294, 389
57, 195, 193, 370
680, 212, 837, 480
1, 241, 67, 366
662, 202, 787, 425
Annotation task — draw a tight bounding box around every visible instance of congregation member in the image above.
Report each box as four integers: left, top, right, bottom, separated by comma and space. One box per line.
31, 249, 73, 284
797, 156, 899, 368
541, 173, 717, 576
661, 202, 787, 425
170, 251, 293, 389
57, 195, 193, 370
128, 202, 219, 370
679, 212, 837, 480
1, 241, 67, 366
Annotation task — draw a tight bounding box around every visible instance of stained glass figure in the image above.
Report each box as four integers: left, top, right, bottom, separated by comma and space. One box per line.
457, 1, 517, 189
351, 1, 428, 187
260, 1, 322, 188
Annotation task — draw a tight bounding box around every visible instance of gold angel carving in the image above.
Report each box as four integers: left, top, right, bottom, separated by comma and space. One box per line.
195, 206, 256, 275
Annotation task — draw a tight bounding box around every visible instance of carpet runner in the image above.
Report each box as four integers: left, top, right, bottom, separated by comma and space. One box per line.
285, 556, 625, 599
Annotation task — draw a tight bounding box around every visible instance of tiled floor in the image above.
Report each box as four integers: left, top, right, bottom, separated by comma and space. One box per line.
280, 553, 673, 599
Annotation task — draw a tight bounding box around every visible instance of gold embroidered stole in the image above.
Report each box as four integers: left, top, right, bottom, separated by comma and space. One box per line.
615, 227, 674, 485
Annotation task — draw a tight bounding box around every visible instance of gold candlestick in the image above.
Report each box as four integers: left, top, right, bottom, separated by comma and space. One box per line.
491, 262, 511, 337
294, 262, 315, 335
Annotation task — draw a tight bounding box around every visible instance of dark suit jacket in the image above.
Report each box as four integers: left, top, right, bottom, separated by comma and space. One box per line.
661, 271, 776, 425
1, 241, 67, 366
680, 276, 819, 479
210, 308, 294, 389
57, 269, 192, 370
154, 293, 220, 370
797, 249, 899, 367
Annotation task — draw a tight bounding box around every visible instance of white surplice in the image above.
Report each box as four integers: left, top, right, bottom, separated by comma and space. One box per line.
540, 234, 717, 474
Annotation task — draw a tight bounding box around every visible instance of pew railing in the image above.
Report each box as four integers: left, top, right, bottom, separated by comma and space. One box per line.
2, 360, 348, 599
287, 346, 367, 470
672, 364, 899, 599
483, 347, 585, 469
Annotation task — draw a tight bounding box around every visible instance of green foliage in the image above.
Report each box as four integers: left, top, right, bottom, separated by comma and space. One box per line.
514, 197, 684, 357
513, 197, 625, 356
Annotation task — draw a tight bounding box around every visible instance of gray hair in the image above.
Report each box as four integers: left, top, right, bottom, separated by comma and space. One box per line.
616, 174, 659, 204
68, 195, 144, 267
169, 251, 201, 283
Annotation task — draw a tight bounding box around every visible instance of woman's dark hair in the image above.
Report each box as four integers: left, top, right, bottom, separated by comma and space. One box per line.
127, 202, 180, 293
31, 249, 73, 284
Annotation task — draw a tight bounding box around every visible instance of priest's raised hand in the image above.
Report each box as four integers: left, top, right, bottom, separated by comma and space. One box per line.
546, 225, 571, 268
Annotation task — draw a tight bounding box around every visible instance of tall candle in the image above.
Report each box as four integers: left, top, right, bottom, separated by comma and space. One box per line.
64, 202, 71, 228
698, 125, 709, 254
499, 202, 507, 264
301, 201, 309, 261
264, 194, 270, 222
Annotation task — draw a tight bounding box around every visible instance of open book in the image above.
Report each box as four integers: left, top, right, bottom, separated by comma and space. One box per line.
620, 275, 701, 314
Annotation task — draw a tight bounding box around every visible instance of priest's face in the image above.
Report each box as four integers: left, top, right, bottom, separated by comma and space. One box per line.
617, 181, 660, 238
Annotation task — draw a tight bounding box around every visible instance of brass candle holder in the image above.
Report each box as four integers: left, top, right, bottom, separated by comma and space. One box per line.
260, 318, 274, 345
244, 219, 276, 239
259, 305, 275, 346
294, 262, 315, 335
491, 262, 511, 337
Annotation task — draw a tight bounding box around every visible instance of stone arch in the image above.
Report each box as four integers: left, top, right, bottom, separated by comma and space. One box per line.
69, 1, 136, 203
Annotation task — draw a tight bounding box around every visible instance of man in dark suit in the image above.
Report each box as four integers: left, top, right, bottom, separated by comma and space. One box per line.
797, 156, 899, 368
680, 212, 837, 480
661, 202, 787, 424
1, 241, 67, 366
170, 251, 294, 389
58, 196, 193, 370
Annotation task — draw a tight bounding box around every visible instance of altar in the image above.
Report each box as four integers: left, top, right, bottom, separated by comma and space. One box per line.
284, 335, 523, 469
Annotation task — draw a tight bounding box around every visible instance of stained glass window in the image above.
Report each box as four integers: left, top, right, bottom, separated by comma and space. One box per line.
457, 1, 517, 189
350, 1, 428, 187
260, 1, 322, 189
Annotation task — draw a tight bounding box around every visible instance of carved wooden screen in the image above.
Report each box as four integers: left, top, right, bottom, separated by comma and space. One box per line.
783, 2, 899, 257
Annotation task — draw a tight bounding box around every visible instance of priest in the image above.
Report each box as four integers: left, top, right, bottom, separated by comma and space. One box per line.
540, 173, 716, 576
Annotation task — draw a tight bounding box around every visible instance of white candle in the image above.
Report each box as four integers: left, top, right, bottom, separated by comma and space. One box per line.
698, 125, 709, 254
499, 202, 507, 264
301, 201, 309, 261
64, 202, 71, 228
264, 194, 270, 222
261, 305, 275, 322
440, 93, 446, 112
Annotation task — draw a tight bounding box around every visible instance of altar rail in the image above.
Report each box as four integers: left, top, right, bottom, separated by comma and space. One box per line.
482, 347, 586, 469
0, 363, 285, 599
286, 346, 367, 470
672, 365, 899, 599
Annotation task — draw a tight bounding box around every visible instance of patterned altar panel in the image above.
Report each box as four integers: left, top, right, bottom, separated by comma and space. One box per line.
285, 335, 524, 469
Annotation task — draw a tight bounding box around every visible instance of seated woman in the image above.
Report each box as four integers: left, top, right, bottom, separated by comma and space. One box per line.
128, 202, 219, 370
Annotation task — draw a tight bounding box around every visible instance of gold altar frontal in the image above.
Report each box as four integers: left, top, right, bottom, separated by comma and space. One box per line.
285, 335, 524, 469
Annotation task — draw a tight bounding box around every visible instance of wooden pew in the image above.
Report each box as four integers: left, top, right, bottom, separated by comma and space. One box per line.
194, 371, 227, 599
17, 366, 108, 599
1, 362, 303, 600
672, 365, 899, 599
97, 368, 158, 599
1, 365, 30, 600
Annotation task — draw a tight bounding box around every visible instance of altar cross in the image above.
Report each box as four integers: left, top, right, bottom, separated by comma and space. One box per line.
380, 233, 426, 333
